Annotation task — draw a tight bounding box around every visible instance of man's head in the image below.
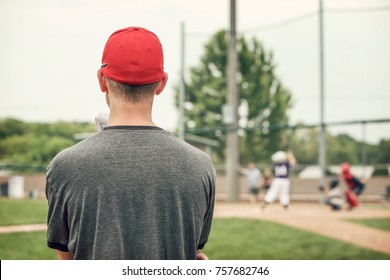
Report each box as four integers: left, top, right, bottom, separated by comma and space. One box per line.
340, 162, 350, 174
101, 27, 164, 85
97, 27, 167, 103
248, 163, 256, 169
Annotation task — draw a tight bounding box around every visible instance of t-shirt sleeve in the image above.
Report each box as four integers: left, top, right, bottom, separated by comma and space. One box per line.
198, 168, 216, 249
45, 169, 70, 252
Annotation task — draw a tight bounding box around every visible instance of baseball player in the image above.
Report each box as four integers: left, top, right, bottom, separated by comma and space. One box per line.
340, 162, 363, 210
261, 150, 296, 210
240, 163, 263, 204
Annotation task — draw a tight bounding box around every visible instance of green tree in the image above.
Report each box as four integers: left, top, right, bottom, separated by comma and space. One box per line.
288, 128, 386, 166
327, 133, 360, 165
178, 30, 292, 163
0, 118, 95, 168
0, 118, 28, 139
289, 128, 319, 165
374, 139, 390, 164
0, 134, 74, 166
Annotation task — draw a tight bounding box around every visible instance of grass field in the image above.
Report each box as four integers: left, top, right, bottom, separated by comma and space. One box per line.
345, 217, 390, 232
203, 218, 390, 260
1, 199, 389, 260
0, 231, 56, 260
0, 198, 47, 226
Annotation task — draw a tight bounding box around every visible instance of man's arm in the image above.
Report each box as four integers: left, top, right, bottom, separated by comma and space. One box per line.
287, 151, 297, 166
56, 250, 74, 260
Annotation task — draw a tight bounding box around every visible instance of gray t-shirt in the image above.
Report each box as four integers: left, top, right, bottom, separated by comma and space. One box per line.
46, 126, 215, 260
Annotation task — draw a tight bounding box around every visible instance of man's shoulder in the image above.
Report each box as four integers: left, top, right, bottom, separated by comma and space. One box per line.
162, 132, 210, 155
48, 134, 101, 167
158, 133, 215, 171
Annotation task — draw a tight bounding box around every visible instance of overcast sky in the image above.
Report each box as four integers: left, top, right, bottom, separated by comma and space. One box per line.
1, 0, 389, 143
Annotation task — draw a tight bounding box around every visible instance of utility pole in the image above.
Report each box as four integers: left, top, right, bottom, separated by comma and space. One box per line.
226, 0, 239, 202
361, 121, 367, 178
319, 0, 326, 190
178, 22, 186, 140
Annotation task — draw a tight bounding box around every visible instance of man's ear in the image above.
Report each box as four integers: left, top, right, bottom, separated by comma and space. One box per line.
97, 69, 108, 93
155, 72, 168, 95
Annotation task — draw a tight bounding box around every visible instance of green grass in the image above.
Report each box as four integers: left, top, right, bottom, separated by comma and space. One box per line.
1, 198, 389, 260
203, 218, 390, 260
0, 198, 48, 226
0, 231, 56, 260
345, 217, 390, 232
3, 219, 388, 260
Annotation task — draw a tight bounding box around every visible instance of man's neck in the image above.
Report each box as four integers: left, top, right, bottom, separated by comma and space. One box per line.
108, 118, 156, 127
107, 103, 156, 127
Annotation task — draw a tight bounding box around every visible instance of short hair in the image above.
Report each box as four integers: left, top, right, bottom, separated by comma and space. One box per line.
106, 78, 161, 103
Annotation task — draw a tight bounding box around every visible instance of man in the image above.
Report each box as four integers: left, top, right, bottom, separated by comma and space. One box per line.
241, 163, 262, 204
46, 27, 216, 260
324, 178, 344, 211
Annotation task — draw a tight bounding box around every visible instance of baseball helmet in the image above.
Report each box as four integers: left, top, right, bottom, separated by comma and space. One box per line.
340, 162, 350, 174
271, 151, 287, 163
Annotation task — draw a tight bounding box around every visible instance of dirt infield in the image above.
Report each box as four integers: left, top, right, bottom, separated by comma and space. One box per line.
214, 202, 390, 255
0, 224, 47, 234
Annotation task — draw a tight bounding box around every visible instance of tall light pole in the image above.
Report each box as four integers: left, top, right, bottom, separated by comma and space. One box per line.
178, 22, 186, 140
361, 121, 367, 178
319, 0, 326, 190
226, 0, 239, 202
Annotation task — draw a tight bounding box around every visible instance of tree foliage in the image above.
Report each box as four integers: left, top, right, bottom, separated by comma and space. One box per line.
288, 128, 388, 165
374, 139, 390, 164
177, 30, 292, 163
0, 118, 95, 168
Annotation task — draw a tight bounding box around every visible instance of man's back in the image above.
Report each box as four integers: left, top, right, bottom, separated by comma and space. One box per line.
46, 126, 215, 259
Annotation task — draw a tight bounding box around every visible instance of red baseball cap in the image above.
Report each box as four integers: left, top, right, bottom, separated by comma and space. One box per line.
101, 27, 164, 85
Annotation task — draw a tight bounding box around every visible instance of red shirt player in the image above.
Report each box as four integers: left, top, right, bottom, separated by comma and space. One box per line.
340, 163, 362, 210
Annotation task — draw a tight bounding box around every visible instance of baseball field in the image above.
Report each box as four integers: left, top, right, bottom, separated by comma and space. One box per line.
0, 198, 389, 260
